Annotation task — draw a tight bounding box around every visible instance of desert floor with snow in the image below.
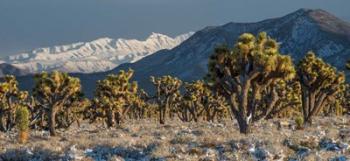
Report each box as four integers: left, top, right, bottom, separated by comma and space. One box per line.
0, 116, 349, 161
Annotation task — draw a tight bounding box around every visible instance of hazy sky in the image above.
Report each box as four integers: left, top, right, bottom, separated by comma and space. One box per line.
0, 0, 349, 56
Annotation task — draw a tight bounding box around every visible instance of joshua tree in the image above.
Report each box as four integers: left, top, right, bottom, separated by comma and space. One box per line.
205, 93, 229, 122
124, 89, 149, 120
94, 69, 138, 127
0, 75, 29, 132
15, 105, 30, 143
33, 71, 82, 136
182, 81, 206, 122
256, 80, 301, 120
183, 80, 228, 122
150, 75, 182, 124
298, 52, 345, 124
56, 98, 90, 129
206, 32, 295, 134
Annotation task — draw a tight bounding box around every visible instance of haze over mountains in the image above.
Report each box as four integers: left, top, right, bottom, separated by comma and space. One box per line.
9, 9, 350, 97
0, 32, 193, 74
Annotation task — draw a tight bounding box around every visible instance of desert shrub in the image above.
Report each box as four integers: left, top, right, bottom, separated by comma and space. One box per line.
15, 105, 30, 143
15, 106, 30, 131
294, 116, 304, 130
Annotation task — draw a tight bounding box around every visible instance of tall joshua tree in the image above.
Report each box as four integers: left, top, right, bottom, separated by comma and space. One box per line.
94, 69, 138, 127
33, 71, 82, 136
298, 52, 345, 124
151, 75, 182, 124
206, 32, 295, 134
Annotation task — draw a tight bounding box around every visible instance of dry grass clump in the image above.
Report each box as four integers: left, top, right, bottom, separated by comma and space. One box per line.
198, 136, 223, 148
170, 134, 195, 145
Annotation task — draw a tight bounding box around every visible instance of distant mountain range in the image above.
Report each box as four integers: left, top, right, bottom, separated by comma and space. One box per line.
0, 32, 193, 75
12, 9, 350, 97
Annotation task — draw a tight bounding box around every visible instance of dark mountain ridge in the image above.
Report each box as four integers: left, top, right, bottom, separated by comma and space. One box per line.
0, 63, 29, 77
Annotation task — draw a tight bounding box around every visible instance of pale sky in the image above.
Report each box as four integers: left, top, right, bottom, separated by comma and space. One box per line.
0, 0, 349, 56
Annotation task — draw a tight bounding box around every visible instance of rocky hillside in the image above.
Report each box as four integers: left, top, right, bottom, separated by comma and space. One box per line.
16, 9, 350, 97
1, 32, 193, 74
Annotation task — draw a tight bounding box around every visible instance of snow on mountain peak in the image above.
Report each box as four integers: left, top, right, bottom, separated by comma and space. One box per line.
148, 32, 170, 39
3, 32, 194, 74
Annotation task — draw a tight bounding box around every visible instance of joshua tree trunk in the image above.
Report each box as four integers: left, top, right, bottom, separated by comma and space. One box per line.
235, 113, 250, 134
228, 82, 252, 135
159, 104, 165, 124
188, 102, 199, 122
183, 110, 188, 122
234, 77, 253, 134
0, 113, 6, 132
162, 104, 167, 124
49, 107, 58, 136
115, 112, 122, 125
159, 97, 170, 124
106, 109, 115, 127
301, 86, 330, 125
6, 112, 13, 131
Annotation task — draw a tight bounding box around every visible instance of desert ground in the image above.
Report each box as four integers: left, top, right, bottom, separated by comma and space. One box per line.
0, 116, 349, 161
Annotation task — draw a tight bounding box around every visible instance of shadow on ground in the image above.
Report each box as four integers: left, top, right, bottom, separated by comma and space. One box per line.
0, 147, 61, 161
0, 143, 161, 161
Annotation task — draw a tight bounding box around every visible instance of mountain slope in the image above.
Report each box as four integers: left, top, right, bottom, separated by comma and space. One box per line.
3, 32, 193, 74
17, 9, 350, 97
0, 63, 30, 77
114, 9, 350, 90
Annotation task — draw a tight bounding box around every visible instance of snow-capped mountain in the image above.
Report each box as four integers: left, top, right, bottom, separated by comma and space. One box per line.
2, 32, 194, 74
